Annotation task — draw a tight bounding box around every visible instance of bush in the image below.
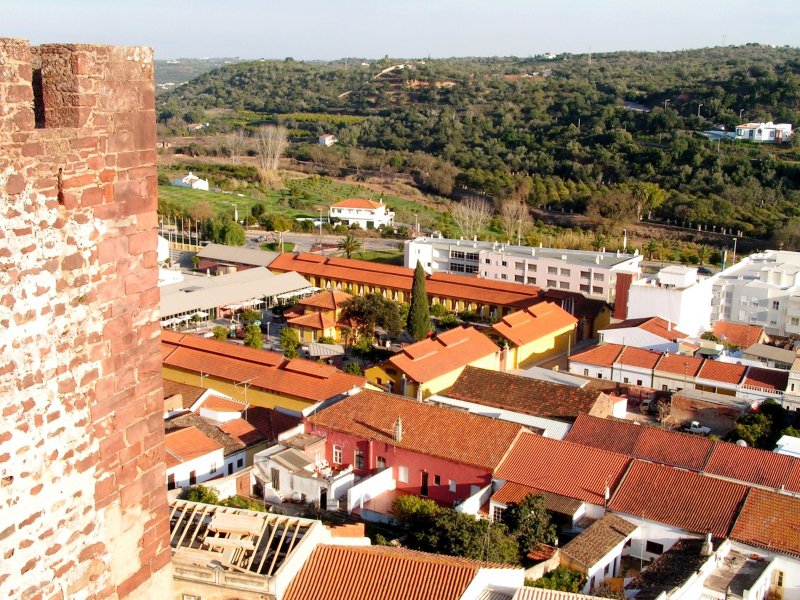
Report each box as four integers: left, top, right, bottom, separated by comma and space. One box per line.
212, 326, 230, 340
345, 362, 364, 376
437, 314, 461, 330
526, 567, 585, 592
429, 303, 449, 317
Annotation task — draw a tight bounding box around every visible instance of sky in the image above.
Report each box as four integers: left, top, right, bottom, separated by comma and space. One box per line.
3, 0, 799, 60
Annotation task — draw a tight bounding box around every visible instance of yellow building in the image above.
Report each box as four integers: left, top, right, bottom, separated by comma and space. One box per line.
162, 329, 364, 414
490, 302, 578, 369
365, 326, 501, 400
285, 289, 353, 343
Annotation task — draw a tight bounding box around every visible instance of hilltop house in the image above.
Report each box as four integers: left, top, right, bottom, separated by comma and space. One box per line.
328, 198, 394, 229
171, 171, 209, 191
735, 121, 793, 143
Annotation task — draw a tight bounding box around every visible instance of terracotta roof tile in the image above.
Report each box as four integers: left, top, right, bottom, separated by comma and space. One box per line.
742, 366, 788, 392
569, 343, 624, 368
164, 425, 223, 468
786, 460, 800, 493
331, 198, 385, 209
287, 311, 336, 331
602, 316, 688, 341
615, 346, 661, 370
166, 413, 244, 458
269, 253, 541, 309
163, 380, 206, 409
284, 545, 507, 600
491, 302, 577, 347
162, 332, 363, 403
713, 322, 765, 348
565, 414, 714, 471
491, 482, 583, 516
244, 406, 301, 442
388, 327, 499, 383
561, 513, 638, 568
697, 360, 747, 385
447, 366, 604, 419
704, 441, 795, 488
198, 395, 246, 412
495, 432, 631, 505
219, 418, 264, 446
308, 390, 524, 470
732, 488, 800, 558
299, 289, 352, 311
608, 460, 748, 538
653, 353, 704, 377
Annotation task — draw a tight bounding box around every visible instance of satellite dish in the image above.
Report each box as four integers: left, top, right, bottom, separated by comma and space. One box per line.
735, 439, 748, 447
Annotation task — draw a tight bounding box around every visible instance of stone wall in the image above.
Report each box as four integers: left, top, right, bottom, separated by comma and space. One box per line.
0, 39, 171, 598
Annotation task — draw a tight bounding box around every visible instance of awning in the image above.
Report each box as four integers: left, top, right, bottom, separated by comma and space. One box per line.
222, 304, 243, 310
161, 317, 180, 326
275, 287, 320, 300
194, 311, 209, 318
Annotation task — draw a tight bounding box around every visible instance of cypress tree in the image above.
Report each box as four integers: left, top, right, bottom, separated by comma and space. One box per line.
407, 261, 431, 340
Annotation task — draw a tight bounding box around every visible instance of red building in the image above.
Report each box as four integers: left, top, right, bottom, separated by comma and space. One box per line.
305, 390, 525, 506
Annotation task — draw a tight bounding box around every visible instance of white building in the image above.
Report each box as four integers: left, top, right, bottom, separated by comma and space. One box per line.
165, 426, 225, 489
599, 316, 687, 353
328, 198, 394, 229
171, 171, 210, 191
404, 236, 642, 303
711, 250, 800, 338
627, 266, 715, 336
735, 121, 793, 143
318, 133, 337, 146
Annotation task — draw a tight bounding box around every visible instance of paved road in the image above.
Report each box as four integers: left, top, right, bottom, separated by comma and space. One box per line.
245, 231, 404, 254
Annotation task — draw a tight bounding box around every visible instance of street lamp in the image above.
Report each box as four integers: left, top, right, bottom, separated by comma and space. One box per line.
739, 108, 744, 120
664, 99, 670, 111
697, 103, 703, 118
230, 202, 239, 223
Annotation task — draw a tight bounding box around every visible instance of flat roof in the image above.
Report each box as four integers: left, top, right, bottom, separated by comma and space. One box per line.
160, 268, 313, 317
196, 243, 280, 267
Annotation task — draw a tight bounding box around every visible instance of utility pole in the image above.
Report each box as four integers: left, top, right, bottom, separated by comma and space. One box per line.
697, 103, 703, 118
664, 99, 670, 111
739, 108, 744, 121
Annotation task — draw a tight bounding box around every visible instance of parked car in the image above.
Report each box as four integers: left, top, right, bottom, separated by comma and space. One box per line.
685, 421, 711, 435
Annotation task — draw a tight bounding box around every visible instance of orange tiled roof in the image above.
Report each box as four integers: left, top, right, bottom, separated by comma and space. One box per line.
569, 343, 624, 367
331, 198, 384, 209
653, 353, 704, 377
615, 346, 661, 370
199, 395, 246, 413
300, 289, 352, 311
162, 331, 364, 403
494, 432, 631, 505
697, 360, 746, 385
742, 366, 788, 392
608, 460, 748, 538
713, 321, 765, 348
491, 301, 577, 347
491, 481, 583, 516
287, 311, 336, 331
284, 545, 505, 600
704, 441, 795, 488
219, 418, 264, 446
786, 461, 800, 493
308, 390, 524, 470
164, 426, 223, 468
447, 366, 604, 419
388, 326, 499, 384
269, 253, 541, 308
565, 414, 714, 471
731, 488, 800, 558
163, 379, 206, 409
603, 316, 688, 341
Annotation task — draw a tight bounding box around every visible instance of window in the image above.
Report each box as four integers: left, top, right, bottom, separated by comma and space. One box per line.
237, 458, 244, 468
580, 284, 590, 292
592, 286, 603, 294
449, 480, 456, 493
515, 275, 524, 283
773, 300, 781, 310
527, 277, 536, 285
515, 262, 524, 270
594, 273, 604, 281
189, 470, 196, 486
547, 279, 556, 287
584, 369, 589, 376
637, 380, 643, 386
500, 274, 508, 280
227, 463, 234, 475
548, 266, 558, 275
527, 264, 537, 271
376, 456, 386, 470
167, 473, 176, 490
623, 377, 629, 384
580, 270, 590, 279
501, 261, 507, 267
560, 268, 570, 276
645, 541, 664, 555
484, 258, 491, 264
333, 445, 342, 464
398, 466, 409, 483
492, 506, 504, 523
451, 263, 465, 273
559, 281, 569, 289
271, 468, 280, 491
434, 475, 441, 486
450, 250, 465, 260
354, 450, 365, 470
791, 317, 799, 326
465, 264, 478, 274
466, 252, 479, 261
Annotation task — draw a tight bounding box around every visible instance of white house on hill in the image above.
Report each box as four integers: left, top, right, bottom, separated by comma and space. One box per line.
171, 171, 209, 191
329, 198, 394, 229
735, 121, 793, 143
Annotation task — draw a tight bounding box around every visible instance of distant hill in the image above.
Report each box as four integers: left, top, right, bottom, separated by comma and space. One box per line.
155, 57, 245, 93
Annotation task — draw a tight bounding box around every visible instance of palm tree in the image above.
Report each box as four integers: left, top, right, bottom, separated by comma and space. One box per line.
697, 245, 710, 266
337, 233, 362, 259
644, 239, 659, 260
591, 233, 608, 252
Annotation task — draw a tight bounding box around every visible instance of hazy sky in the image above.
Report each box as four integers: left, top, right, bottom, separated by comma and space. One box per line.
3, 0, 798, 60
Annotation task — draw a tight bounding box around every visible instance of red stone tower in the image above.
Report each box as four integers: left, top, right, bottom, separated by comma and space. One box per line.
0, 39, 171, 598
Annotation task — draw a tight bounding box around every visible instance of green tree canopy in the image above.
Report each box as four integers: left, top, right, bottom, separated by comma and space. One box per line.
342, 292, 403, 338
279, 327, 300, 358
407, 261, 431, 340
502, 493, 557, 562
243, 324, 263, 349
212, 326, 230, 341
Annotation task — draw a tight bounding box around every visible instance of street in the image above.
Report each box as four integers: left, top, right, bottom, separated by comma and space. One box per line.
245, 230, 404, 253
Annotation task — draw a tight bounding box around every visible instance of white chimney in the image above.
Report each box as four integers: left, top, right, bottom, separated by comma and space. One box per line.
394, 417, 403, 443
700, 532, 713, 556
